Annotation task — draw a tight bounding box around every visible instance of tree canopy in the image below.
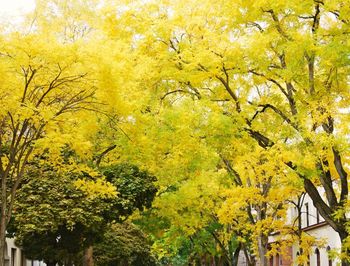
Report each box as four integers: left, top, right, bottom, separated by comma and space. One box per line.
9, 162, 157, 265
1, 0, 350, 265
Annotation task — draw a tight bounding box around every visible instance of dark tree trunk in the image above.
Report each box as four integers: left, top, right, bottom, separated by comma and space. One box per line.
232, 244, 241, 266
83, 246, 94, 266
303, 178, 349, 266
0, 216, 6, 266
0, 171, 7, 266
340, 232, 350, 266
46, 262, 58, 266
242, 245, 256, 266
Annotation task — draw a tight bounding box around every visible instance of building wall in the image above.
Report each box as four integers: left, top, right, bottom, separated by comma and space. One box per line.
291, 225, 341, 266
5, 238, 46, 266
268, 192, 342, 266
291, 193, 341, 266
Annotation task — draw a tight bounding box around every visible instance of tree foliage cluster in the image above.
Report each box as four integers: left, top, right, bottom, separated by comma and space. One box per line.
0, 0, 350, 265
9, 162, 157, 265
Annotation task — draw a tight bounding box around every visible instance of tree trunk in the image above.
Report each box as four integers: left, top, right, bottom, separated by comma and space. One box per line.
257, 234, 268, 266
0, 217, 6, 266
232, 244, 241, 266
340, 232, 350, 266
248, 260, 256, 266
0, 171, 7, 266
0, 219, 6, 266
46, 262, 58, 266
303, 179, 349, 266
66, 260, 74, 266
218, 257, 222, 266
83, 246, 94, 266
242, 245, 256, 266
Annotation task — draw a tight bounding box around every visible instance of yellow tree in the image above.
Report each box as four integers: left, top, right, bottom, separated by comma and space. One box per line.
0, 30, 102, 264
99, 0, 350, 264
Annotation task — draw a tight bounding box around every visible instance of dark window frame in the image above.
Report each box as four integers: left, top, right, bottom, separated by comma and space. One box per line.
305, 203, 309, 226
327, 246, 332, 266
315, 248, 320, 266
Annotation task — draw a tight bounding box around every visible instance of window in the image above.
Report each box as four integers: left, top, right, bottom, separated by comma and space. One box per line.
305, 203, 309, 226
315, 248, 320, 266
316, 209, 320, 223
275, 254, 280, 266
11, 248, 16, 266
327, 246, 332, 266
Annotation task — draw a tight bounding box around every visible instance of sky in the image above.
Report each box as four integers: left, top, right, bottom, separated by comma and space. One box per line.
0, 0, 35, 20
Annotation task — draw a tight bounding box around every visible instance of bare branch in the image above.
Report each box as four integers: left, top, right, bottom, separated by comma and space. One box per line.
247, 22, 264, 32
263, 9, 293, 41
95, 145, 117, 167
248, 70, 289, 98
249, 103, 299, 131
21, 66, 37, 103
216, 66, 241, 112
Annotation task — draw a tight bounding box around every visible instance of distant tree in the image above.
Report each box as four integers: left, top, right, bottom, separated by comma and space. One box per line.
94, 222, 157, 266
101, 163, 158, 221
83, 163, 159, 266
10, 162, 158, 265
9, 163, 110, 265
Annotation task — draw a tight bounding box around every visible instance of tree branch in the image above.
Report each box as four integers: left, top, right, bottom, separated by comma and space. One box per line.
220, 155, 243, 186
245, 128, 274, 149
317, 160, 338, 209
332, 148, 348, 204
248, 70, 289, 98
249, 103, 299, 131
216, 69, 241, 112
263, 9, 293, 41
95, 145, 117, 167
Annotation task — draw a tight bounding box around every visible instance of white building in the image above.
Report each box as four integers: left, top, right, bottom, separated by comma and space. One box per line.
4, 238, 45, 266
269, 193, 341, 266
236, 190, 343, 266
